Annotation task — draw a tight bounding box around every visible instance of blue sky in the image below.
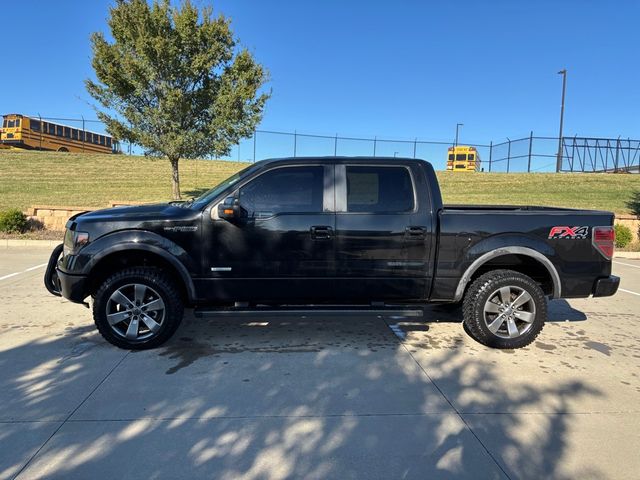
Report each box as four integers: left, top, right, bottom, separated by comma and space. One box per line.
1, 0, 638, 167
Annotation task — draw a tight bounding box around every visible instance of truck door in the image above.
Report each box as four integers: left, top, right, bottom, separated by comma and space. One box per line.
333, 163, 433, 301
203, 164, 336, 303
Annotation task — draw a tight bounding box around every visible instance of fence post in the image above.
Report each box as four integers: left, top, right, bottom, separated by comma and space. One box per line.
253, 131, 256, 163
527, 131, 533, 172
373, 136, 377, 157
81, 115, 86, 153
506, 139, 511, 173
614, 136, 620, 172
293, 130, 297, 157
334, 134, 338, 156
38, 113, 43, 150
488, 141, 493, 172
413, 138, 417, 158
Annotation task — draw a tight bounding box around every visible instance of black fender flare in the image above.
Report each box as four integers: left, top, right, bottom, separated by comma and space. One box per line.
453, 242, 561, 302
79, 231, 197, 302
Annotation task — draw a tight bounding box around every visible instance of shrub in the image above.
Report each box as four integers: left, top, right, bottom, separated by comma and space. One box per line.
0, 209, 28, 234
614, 223, 633, 249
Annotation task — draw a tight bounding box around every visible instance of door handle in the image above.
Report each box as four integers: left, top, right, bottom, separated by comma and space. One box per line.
405, 226, 427, 238
311, 225, 333, 239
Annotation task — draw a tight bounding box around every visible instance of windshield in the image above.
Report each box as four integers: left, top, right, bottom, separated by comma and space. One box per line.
189, 163, 260, 209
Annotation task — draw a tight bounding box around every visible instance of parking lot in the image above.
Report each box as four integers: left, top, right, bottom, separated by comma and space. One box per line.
1, 246, 639, 480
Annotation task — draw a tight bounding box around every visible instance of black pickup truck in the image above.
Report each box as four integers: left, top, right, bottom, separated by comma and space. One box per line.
45, 157, 619, 350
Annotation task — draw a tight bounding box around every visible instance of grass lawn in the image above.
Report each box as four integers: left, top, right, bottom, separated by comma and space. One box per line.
1, 150, 639, 214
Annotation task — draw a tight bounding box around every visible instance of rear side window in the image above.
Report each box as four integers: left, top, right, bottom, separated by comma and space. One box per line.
239, 166, 324, 217
456, 154, 466, 161
346, 166, 414, 213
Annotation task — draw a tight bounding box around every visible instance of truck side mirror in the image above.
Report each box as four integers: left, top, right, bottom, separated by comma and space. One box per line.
217, 196, 247, 223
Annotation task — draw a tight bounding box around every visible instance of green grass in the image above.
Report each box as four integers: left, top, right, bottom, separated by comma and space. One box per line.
1, 150, 639, 214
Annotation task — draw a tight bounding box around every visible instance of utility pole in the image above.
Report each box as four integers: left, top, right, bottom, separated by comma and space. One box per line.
556, 69, 567, 172
455, 123, 463, 147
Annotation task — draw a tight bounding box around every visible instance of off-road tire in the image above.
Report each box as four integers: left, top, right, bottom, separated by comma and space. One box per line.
463, 269, 546, 349
93, 267, 184, 350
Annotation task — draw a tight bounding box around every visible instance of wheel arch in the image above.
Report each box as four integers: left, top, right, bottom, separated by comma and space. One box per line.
85, 244, 196, 303
454, 246, 561, 302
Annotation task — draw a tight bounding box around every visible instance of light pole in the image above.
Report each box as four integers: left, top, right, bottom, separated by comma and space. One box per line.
455, 123, 463, 147
556, 69, 567, 172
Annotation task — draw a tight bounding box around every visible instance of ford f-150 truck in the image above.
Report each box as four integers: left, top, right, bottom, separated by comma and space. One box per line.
44, 157, 619, 350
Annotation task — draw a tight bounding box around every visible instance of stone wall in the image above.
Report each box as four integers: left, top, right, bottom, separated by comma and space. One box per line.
26, 201, 145, 231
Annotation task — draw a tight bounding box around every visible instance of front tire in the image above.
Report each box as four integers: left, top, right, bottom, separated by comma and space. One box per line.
93, 267, 184, 350
462, 269, 546, 349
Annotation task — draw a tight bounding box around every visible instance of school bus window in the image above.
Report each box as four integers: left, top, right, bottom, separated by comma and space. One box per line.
106, 137, 111, 148
468, 154, 475, 161
99, 135, 105, 145
78, 131, 84, 141
7, 119, 15, 128
49, 124, 55, 135
2, 119, 6, 128
456, 154, 466, 161
31, 120, 41, 131
56, 125, 63, 136
15, 118, 21, 128
448, 154, 454, 161
72, 129, 78, 140
64, 127, 71, 138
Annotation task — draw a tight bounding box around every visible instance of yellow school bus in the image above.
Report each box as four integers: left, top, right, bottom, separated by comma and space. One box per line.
446, 145, 481, 172
1, 113, 117, 153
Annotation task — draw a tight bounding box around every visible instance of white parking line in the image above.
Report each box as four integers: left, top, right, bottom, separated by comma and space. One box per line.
619, 288, 640, 297
0, 263, 48, 281
613, 261, 640, 269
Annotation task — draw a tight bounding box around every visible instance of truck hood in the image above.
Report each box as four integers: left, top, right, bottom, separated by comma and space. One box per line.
77, 203, 189, 222
70, 203, 201, 239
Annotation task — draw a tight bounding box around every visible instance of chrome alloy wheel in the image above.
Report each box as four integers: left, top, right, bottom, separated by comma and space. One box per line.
106, 283, 165, 341
483, 285, 536, 339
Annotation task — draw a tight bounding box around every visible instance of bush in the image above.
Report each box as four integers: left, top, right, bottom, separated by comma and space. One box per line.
614, 223, 633, 249
0, 209, 28, 234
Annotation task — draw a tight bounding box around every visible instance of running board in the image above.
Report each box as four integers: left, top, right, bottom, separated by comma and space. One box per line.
193, 306, 424, 319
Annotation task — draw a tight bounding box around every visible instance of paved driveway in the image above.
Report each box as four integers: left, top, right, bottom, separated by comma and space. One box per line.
1, 247, 639, 479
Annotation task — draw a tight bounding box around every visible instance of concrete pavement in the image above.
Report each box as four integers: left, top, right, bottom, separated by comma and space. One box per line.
0, 247, 638, 479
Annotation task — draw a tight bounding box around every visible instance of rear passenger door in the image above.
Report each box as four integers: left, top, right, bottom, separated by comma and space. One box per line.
333, 163, 430, 301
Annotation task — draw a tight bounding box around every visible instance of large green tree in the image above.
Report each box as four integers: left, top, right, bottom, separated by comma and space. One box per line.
87, 0, 270, 199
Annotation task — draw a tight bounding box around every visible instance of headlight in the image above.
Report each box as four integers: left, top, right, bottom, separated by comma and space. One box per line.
63, 230, 90, 256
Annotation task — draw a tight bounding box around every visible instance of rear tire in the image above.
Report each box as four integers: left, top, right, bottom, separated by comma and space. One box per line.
462, 269, 546, 349
93, 267, 183, 350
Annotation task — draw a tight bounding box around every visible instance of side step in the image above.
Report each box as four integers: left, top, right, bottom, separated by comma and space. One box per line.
194, 305, 424, 319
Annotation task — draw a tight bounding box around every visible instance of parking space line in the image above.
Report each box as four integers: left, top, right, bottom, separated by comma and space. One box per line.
619, 288, 640, 297
0, 263, 48, 281
613, 261, 640, 269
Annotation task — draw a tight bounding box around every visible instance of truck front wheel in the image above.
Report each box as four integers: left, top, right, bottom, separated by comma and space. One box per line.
462, 269, 546, 349
93, 267, 184, 350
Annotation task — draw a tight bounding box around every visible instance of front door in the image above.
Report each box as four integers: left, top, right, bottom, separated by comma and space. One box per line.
202, 164, 336, 303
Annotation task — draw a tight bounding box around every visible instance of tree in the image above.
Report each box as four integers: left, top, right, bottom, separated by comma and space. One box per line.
86, 0, 270, 199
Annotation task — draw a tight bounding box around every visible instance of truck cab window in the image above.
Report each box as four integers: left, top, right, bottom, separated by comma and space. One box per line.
239, 166, 324, 217
346, 166, 414, 213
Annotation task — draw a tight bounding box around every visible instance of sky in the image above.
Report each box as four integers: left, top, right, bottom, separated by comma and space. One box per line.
1, 0, 639, 168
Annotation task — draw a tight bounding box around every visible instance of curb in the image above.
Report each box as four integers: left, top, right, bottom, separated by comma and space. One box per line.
1, 239, 62, 248
614, 251, 640, 259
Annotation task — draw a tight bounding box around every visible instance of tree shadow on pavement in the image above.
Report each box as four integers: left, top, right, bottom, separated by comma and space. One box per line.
0, 311, 604, 480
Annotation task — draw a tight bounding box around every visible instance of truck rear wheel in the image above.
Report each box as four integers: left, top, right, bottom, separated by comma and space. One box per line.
93, 267, 184, 350
462, 269, 546, 349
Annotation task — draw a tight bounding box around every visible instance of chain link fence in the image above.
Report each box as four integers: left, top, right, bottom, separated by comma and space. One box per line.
9, 114, 640, 173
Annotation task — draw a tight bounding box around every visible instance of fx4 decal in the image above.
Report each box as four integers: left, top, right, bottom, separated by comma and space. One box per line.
548, 226, 589, 239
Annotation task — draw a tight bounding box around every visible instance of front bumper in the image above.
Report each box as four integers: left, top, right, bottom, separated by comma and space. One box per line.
592, 275, 620, 297
44, 244, 88, 304
57, 268, 89, 304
